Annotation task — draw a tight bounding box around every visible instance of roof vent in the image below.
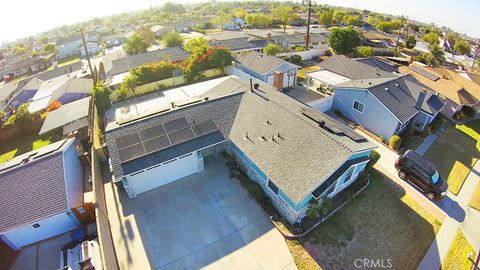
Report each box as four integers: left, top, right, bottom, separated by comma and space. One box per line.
385, 87, 389, 91
395, 80, 399, 87
319, 120, 325, 126
254, 83, 259, 90
369, 82, 372, 85
277, 132, 283, 140
265, 119, 271, 125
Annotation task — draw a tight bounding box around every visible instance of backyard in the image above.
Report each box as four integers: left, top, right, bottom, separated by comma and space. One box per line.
424, 119, 480, 194
0, 133, 57, 164
286, 171, 441, 270
298, 66, 320, 80
441, 230, 477, 270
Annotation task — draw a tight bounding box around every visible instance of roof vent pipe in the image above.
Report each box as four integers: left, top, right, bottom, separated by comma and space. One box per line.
249, 79, 253, 92
254, 83, 260, 90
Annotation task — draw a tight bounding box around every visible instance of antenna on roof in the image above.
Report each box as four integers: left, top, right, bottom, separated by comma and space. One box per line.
254, 83, 259, 90
277, 132, 283, 140
249, 79, 253, 93
244, 132, 249, 140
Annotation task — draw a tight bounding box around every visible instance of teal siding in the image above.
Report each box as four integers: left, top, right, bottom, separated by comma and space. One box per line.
231, 142, 268, 181
296, 194, 314, 210
349, 150, 372, 160
279, 190, 298, 209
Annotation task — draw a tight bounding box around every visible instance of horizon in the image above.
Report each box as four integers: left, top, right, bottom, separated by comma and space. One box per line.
0, 0, 479, 43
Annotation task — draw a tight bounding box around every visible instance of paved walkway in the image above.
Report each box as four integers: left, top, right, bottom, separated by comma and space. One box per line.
418, 160, 480, 270
415, 134, 438, 156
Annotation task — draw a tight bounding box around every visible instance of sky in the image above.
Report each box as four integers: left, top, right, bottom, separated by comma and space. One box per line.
0, 0, 478, 43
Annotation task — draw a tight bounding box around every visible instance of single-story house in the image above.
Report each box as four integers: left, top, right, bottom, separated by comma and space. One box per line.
208, 31, 268, 57
399, 63, 480, 118
102, 33, 128, 48
6, 78, 43, 109
356, 57, 400, 73
79, 41, 102, 58
361, 31, 398, 47
56, 31, 99, 59
39, 97, 91, 140
234, 51, 299, 89
150, 25, 174, 37
274, 32, 329, 51
104, 77, 376, 223
0, 56, 48, 79
27, 76, 93, 113
0, 83, 24, 109
0, 139, 84, 250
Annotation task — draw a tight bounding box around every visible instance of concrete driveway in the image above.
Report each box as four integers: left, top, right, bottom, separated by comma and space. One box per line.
106, 157, 296, 270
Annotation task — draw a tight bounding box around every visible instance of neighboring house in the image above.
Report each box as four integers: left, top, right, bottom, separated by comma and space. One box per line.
56, 31, 99, 59
399, 63, 480, 118
309, 55, 445, 139
0, 56, 49, 79
208, 31, 268, 57
274, 32, 329, 51
79, 41, 102, 58
7, 78, 42, 109
27, 76, 93, 113
356, 57, 400, 73
102, 33, 128, 48
0, 83, 23, 109
104, 77, 375, 223
361, 31, 398, 47
103, 47, 190, 88
150, 25, 174, 37
39, 97, 91, 141
0, 139, 84, 251
234, 51, 299, 89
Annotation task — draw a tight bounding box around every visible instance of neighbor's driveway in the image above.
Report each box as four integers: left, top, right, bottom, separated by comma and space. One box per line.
105, 157, 296, 270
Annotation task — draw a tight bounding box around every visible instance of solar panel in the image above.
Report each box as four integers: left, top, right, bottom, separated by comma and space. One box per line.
168, 127, 196, 144
144, 135, 171, 153
118, 143, 146, 163
193, 119, 218, 136
116, 132, 141, 149
410, 65, 440, 81
140, 124, 166, 140
164, 117, 189, 133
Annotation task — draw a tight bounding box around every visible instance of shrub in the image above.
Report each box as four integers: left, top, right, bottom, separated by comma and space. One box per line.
289, 55, 302, 65
357, 46, 373, 57
91, 82, 111, 116
263, 43, 283, 56
162, 31, 183, 47
379, 136, 385, 143
5, 104, 35, 127
389, 135, 402, 150
47, 101, 62, 112
367, 150, 381, 169
131, 61, 180, 84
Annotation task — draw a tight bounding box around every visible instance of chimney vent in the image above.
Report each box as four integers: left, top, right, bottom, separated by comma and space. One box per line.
319, 120, 325, 126
254, 83, 260, 90
266, 119, 271, 125
277, 132, 283, 139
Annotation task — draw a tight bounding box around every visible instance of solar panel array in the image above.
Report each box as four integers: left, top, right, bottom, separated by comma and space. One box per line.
301, 108, 366, 142
410, 65, 440, 81
115, 117, 219, 163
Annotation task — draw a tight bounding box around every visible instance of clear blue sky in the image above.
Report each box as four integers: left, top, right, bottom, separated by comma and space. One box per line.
0, 0, 478, 43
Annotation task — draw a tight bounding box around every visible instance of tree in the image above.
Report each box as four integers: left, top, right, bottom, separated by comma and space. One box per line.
427, 44, 445, 67
91, 82, 111, 116
183, 37, 209, 56
328, 27, 360, 55
210, 48, 232, 73
162, 31, 183, 47
6, 104, 35, 127
135, 26, 156, 45
389, 135, 402, 150
405, 36, 417, 49
234, 8, 247, 19
124, 33, 148, 55
272, 5, 299, 33
454, 39, 471, 55
263, 43, 283, 56
423, 32, 440, 46
357, 46, 373, 57
245, 13, 273, 28
162, 2, 185, 13
121, 74, 140, 96
39, 35, 49, 45
344, 15, 362, 26
0, 111, 6, 126
213, 11, 232, 32
318, 10, 333, 27
43, 43, 56, 53
332, 10, 346, 24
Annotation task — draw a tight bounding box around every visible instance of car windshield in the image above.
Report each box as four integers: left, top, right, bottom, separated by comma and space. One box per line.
431, 171, 440, 184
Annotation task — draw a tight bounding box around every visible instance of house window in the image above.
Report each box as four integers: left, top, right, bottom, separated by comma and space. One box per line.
345, 167, 354, 182
268, 180, 279, 194
353, 100, 365, 113
32, 223, 40, 228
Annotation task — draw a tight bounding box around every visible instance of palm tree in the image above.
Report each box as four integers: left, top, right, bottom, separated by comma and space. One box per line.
427, 44, 446, 67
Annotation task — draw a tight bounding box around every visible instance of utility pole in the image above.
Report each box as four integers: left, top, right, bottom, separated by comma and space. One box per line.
305, 0, 312, 50
395, 16, 405, 55
472, 41, 479, 70
80, 28, 96, 85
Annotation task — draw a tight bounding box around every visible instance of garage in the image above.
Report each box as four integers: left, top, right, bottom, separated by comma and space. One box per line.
125, 152, 200, 195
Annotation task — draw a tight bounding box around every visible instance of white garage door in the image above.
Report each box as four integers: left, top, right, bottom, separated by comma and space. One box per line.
126, 153, 198, 195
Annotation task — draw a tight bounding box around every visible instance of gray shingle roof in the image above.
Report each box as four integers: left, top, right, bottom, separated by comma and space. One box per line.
105, 77, 375, 204
214, 39, 268, 52
235, 51, 291, 74
39, 97, 91, 135
0, 139, 74, 232
105, 47, 190, 77
318, 55, 398, 80
278, 32, 328, 45
356, 57, 399, 73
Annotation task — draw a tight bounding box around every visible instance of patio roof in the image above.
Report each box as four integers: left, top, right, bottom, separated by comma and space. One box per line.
306, 69, 350, 85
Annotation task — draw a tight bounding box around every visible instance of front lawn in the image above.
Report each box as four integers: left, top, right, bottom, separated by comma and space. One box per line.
288, 171, 441, 270
469, 183, 480, 211
0, 134, 56, 164
442, 230, 477, 270
424, 119, 480, 194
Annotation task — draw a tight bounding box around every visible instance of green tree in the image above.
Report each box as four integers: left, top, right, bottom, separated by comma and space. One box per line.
0, 110, 6, 126
328, 27, 360, 55
245, 13, 273, 28
332, 10, 346, 24
389, 135, 402, 150
91, 82, 111, 116
162, 2, 185, 13
454, 39, 471, 55
135, 26, 156, 45
120, 74, 140, 96
234, 8, 247, 19
162, 31, 183, 47
263, 43, 283, 56
318, 10, 333, 27
427, 44, 445, 67
39, 35, 49, 45
6, 104, 34, 127
183, 37, 209, 56
210, 48, 232, 73
213, 11, 232, 32
124, 33, 149, 55
423, 32, 440, 46
43, 44, 56, 53
405, 36, 417, 49
344, 15, 362, 26
357, 46, 373, 57
272, 5, 299, 33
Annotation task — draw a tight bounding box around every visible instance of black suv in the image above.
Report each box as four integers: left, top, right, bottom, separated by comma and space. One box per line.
394, 150, 448, 200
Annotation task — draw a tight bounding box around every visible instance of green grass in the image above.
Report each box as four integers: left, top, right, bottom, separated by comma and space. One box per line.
0, 135, 56, 164
298, 66, 321, 80
442, 230, 477, 270
469, 183, 480, 211
424, 119, 480, 195
288, 171, 440, 270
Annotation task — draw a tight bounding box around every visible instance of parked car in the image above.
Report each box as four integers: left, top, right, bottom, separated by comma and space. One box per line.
394, 150, 448, 200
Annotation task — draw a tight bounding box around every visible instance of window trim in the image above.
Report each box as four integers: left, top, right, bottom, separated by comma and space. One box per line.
352, 100, 365, 113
